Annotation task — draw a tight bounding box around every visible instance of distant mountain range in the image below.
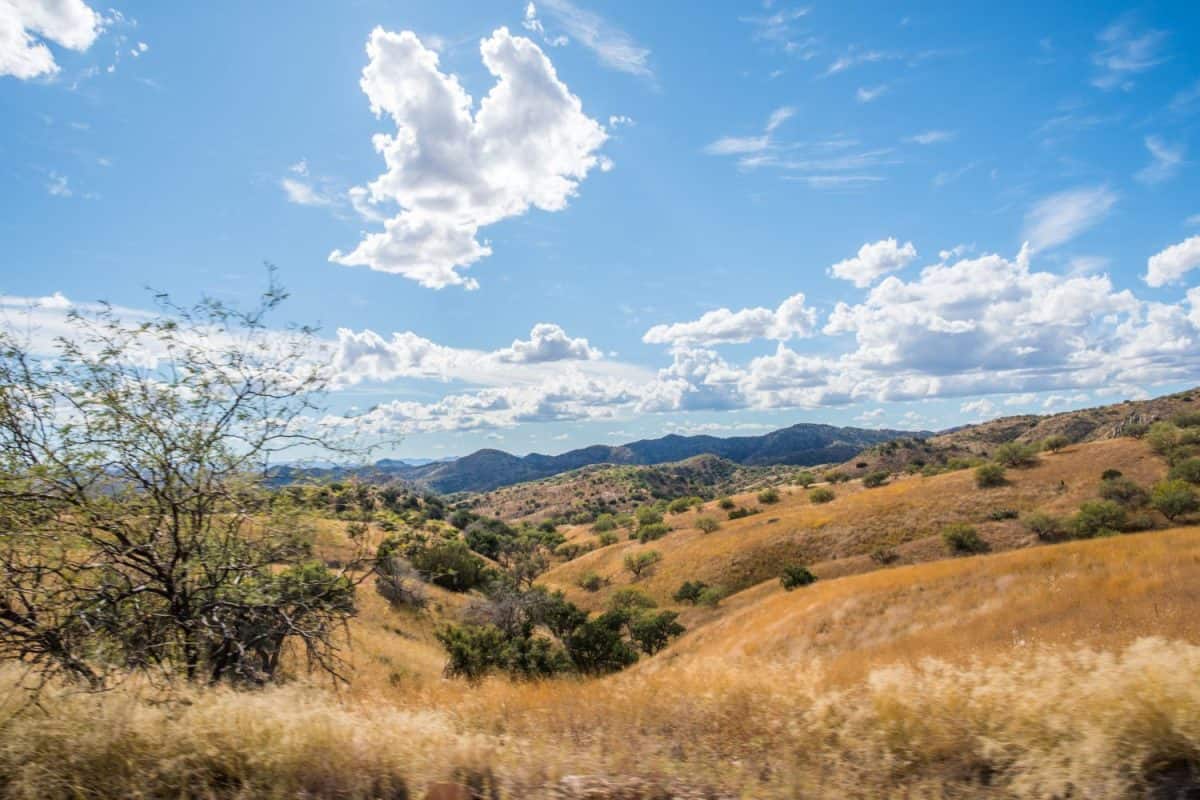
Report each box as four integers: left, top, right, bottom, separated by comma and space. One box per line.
273, 423, 924, 494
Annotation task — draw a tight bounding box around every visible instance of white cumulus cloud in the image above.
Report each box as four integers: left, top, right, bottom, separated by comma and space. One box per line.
0, 0, 103, 79
828, 238, 917, 288
330, 27, 608, 289
642, 292, 818, 346
1145, 235, 1200, 288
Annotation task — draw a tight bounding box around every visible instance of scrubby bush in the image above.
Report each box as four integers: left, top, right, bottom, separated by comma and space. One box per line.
1146, 422, 1180, 456
870, 547, 900, 565
637, 522, 671, 543
345, 521, 369, 540
696, 586, 725, 607
578, 572, 604, 592
1100, 468, 1123, 481
987, 508, 1019, 520
1098, 477, 1149, 507
1173, 412, 1200, 428
780, 564, 817, 590
942, 523, 988, 554
1072, 500, 1127, 538
628, 611, 685, 655
635, 506, 663, 527
975, 463, 1007, 488
1150, 480, 1199, 521
695, 516, 721, 534
1168, 457, 1200, 484
862, 471, 890, 488
596, 531, 619, 546
408, 538, 495, 592
667, 496, 702, 514
673, 580, 708, 605
608, 587, 657, 613
994, 442, 1039, 468
757, 488, 781, 504
624, 550, 662, 579
794, 471, 816, 487
824, 471, 851, 483
592, 513, 617, 533
1041, 434, 1070, 453
717, 496, 736, 510
1024, 511, 1064, 541
809, 487, 835, 504
727, 506, 759, 520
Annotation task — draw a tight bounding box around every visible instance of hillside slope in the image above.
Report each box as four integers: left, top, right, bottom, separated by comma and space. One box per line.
842, 386, 1199, 475
541, 437, 1167, 611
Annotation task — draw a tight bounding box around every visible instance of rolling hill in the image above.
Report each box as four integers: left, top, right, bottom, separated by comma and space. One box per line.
274, 422, 921, 494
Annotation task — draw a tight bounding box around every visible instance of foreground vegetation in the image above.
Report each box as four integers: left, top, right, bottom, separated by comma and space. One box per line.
2, 287, 1199, 797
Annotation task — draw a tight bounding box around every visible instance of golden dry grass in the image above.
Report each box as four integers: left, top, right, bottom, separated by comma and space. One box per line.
3, 441, 1198, 798
542, 438, 1167, 612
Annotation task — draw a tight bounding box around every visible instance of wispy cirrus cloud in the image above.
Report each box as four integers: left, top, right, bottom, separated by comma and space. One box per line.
1135, 136, 1185, 185
537, 0, 652, 78
1022, 186, 1117, 253
1090, 17, 1168, 91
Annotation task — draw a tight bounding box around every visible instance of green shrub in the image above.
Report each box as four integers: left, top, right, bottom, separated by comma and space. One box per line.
695, 516, 720, 534
1168, 457, 1200, 484
987, 508, 1018, 520
717, 496, 736, 510
1173, 412, 1200, 428
673, 580, 708, 605
1098, 477, 1149, 507
1072, 500, 1127, 538
628, 611, 685, 655
667, 496, 701, 514
410, 538, 494, 592
975, 463, 1007, 488
794, 471, 816, 487
824, 471, 850, 484
809, 487, 835, 504
727, 506, 759, 520
780, 564, 817, 591
608, 588, 657, 613
862, 471, 889, 488
345, 521, 368, 540
942, 523, 988, 554
596, 531, 619, 546
592, 514, 617, 533
696, 586, 725, 607
1023, 511, 1064, 541
1150, 480, 1199, 521
1041, 434, 1070, 453
637, 522, 671, 543
565, 612, 639, 675
993, 442, 1038, 468
623, 550, 662, 579
757, 488, 781, 504
578, 572, 604, 592
635, 506, 663, 527
1100, 469, 1123, 481
1146, 422, 1180, 456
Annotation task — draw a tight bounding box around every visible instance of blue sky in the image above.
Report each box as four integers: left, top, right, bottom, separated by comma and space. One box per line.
2, 0, 1199, 459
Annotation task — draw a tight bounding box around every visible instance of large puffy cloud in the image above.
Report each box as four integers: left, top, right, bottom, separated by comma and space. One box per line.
330, 27, 608, 289
494, 322, 599, 363
333, 370, 636, 436
1145, 235, 1200, 288
642, 292, 817, 346
0, 0, 102, 79
331, 323, 626, 389
827, 238, 916, 287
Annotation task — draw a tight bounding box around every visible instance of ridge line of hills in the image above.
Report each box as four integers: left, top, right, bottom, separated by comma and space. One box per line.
274, 423, 924, 494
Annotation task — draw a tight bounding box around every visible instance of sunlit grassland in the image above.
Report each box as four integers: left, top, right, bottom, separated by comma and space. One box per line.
542, 438, 1166, 612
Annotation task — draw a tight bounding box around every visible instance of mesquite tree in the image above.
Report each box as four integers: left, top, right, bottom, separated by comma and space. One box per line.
0, 278, 363, 687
